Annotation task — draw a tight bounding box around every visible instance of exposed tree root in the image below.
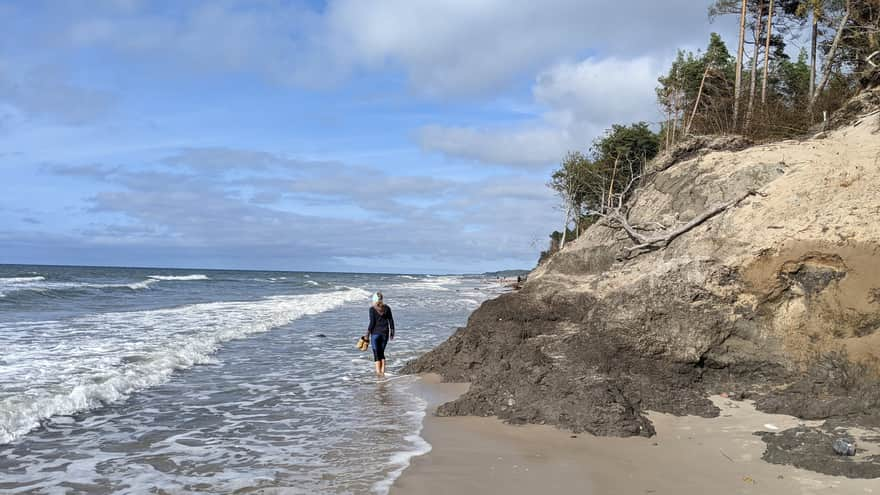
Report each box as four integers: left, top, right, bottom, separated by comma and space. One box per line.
605, 189, 759, 255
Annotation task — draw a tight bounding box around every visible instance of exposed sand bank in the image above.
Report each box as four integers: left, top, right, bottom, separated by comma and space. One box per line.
392, 374, 877, 495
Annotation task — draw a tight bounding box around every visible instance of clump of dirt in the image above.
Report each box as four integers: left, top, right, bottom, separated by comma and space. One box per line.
759, 417, 880, 478
756, 349, 880, 420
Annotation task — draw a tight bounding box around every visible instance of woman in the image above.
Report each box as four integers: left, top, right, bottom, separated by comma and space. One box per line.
366, 291, 395, 377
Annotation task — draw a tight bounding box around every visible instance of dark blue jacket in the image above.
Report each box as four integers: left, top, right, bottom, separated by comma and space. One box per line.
368, 305, 395, 338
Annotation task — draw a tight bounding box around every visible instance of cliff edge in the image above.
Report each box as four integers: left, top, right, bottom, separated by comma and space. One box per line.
403, 92, 880, 476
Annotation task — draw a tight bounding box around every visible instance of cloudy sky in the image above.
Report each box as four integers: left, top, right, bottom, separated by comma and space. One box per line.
0, 0, 737, 273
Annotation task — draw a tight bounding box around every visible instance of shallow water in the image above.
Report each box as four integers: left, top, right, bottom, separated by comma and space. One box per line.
0, 265, 505, 494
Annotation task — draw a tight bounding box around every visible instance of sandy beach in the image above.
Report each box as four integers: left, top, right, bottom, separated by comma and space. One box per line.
393, 374, 877, 495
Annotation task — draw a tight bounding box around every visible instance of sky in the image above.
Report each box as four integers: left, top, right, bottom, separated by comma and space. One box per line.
0, 0, 739, 274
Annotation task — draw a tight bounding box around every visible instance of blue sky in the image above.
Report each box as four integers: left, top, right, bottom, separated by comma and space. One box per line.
0, 0, 738, 273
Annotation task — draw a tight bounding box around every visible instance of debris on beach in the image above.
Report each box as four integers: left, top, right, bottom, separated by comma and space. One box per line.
833, 438, 857, 456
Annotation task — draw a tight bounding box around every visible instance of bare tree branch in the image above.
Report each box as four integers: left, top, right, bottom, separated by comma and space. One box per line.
595, 188, 759, 256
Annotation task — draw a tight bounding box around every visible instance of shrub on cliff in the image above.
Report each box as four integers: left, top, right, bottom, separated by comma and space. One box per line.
546, 123, 659, 253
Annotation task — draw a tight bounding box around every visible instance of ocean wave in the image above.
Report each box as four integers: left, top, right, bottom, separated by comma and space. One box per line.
0, 275, 210, 299
126, 279, 159, 290
0, 280, 154, 299
389, 275, 464, 292
147, 274, 210, 281
0, 276, 46, 283
0, 287, 371, 444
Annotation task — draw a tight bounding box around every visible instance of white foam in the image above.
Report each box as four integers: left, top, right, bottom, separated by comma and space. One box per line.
0, 287, 371, 445
372, 404, 430, 495
0, 276, 164, 296
305, 280, 319, 286
389, 275, 465, 292
0, 276, 46, 283
147, 274, 210, 281
126, 279, 160, 290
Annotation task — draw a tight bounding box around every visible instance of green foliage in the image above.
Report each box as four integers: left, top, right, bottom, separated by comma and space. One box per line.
593, 122, 660, 165
540, 0, 877, 265
776, 49, 811, 106
548, 123, 659, 227
657, 33, 736, 137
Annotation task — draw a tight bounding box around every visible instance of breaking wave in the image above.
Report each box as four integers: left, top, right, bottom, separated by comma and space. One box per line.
0, 274, 211, 298
146, 274, 210, 281
0, 287, 371, 444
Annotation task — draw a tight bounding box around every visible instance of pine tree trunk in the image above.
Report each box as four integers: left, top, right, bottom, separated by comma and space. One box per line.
559, 206, 570, 250
746, 0, 764, 130
686, 64, 710, 136
809, 7, 818, 110
606, 156, 620, 209
665, 107, 672, 149
761, 0, 775, 104
734, 0, 748, 129
813, 2, 851, 107
670, 84, 678, 146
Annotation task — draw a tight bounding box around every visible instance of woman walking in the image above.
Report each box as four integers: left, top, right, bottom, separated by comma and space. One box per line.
367, 291, 395, 377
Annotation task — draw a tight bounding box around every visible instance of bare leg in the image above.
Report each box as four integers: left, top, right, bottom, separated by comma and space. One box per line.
375, 360, 382, 376
379, 359, 386, 376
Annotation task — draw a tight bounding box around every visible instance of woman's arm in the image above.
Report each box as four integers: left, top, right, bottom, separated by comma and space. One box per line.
367, 306, 376, 335
388, 306, 395, 339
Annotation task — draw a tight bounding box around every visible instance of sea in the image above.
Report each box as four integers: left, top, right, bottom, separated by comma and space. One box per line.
0, 264, 506, 494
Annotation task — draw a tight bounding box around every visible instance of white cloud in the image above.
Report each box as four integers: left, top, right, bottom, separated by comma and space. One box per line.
418, 125, 581, 168
534, 56, 663, 125
47, 1, 730, 96
40, 150, 559, 271
322, 0, 721, 96
418, 56, 666, 167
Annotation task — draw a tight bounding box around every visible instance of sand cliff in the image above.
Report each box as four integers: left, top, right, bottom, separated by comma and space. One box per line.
404, 90, 880, 477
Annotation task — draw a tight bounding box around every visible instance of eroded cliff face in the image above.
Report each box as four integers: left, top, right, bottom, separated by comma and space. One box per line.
403, 94, 880, 444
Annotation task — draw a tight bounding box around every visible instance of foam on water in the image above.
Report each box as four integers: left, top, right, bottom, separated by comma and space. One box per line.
372, 404, 431, 495
125, 279, 159, 290
0, 275, 46, 283
0, 268, 510, 494
0, 275, 49, 297
0, 287, 370, 444
146, 274, 210, 281
0, 273, 212, 298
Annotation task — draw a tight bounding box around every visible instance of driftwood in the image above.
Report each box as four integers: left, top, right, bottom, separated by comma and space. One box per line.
603, 189, 759, 255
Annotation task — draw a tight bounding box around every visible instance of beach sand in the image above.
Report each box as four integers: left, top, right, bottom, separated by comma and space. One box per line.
392, 375, 877, 495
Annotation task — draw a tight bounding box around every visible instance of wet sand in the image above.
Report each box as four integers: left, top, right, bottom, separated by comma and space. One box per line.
392, 374, 877, 495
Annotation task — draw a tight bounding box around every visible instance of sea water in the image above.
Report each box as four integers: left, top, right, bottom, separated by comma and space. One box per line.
0, 265, 505, 494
